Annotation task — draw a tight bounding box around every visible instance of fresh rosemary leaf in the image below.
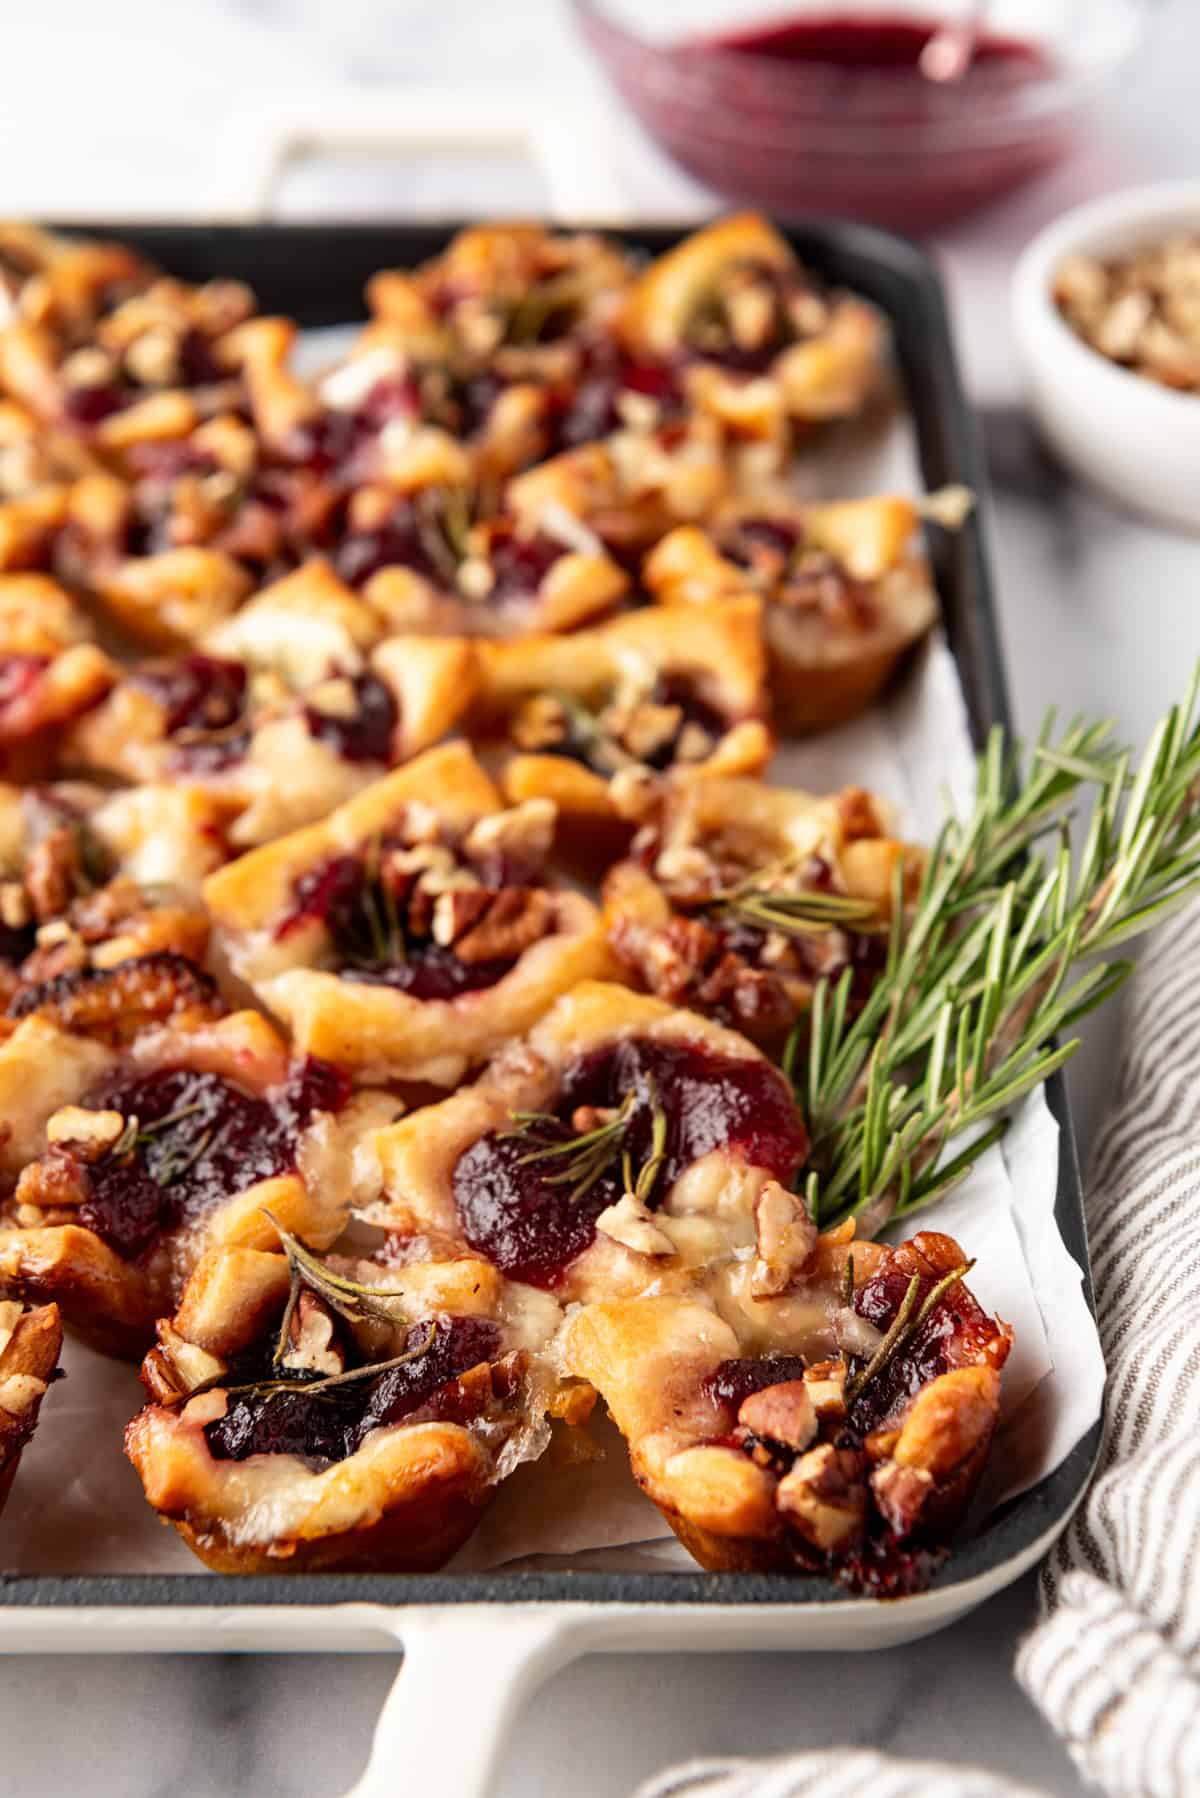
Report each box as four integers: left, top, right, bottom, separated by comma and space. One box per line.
794, 675, 1200, 1235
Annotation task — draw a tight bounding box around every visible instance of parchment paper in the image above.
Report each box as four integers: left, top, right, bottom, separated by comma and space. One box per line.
0, 372, 1106, 1577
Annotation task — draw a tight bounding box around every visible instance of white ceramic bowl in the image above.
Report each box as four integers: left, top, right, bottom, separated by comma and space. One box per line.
1013, 179, 1200, 532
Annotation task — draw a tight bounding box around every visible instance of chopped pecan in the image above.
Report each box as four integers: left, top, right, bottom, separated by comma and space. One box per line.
611, 699, 683, 763
13, 1145, 90, 1216
453, 887, 554, 965
24, 827, 82, 922
431, 886, 494, 948
594, 1190, 675, 1257
777, 1442, 867, 1552
870, 1460, 935, 1539
280, 1290, 344, 1376
737, 1379, 817, 1452
7, 950, 222, 1042
464, 798, 556, 873
803, 1358, 848, 1421
45, 1105, 125, 1158
750, 1179, 817, 1297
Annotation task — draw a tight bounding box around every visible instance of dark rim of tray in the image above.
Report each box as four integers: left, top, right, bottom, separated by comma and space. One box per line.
0, 217, 1100, 1612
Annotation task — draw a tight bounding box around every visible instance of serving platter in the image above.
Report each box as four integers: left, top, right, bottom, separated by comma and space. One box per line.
0, 219, 1102, 1798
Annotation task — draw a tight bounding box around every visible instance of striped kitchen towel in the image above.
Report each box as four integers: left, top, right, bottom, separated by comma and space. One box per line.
638, 900, 1200, 1798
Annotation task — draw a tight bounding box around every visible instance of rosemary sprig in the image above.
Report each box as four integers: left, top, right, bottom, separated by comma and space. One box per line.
263, 1214, 411, 1367
169, 1322, 439, 1410
501, 1079, 670, 1208
354, 833, 406, 969
844, 1262, 974, 1404
707, 865, 886, 938
105, 1102, 214, 1188
796, 671, 1200, 1235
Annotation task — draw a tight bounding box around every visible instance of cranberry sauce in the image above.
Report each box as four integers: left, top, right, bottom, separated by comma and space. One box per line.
556, 346, 686, 450
77, 1059, 347, 1262
702, 1355, 810, 1418
333, 494, 452, 591
302, 672, 398, 764
847, 1262, 995, 1437
722, 516, 804, 571
275, 847, 527, 1000
61, 383, 130, 427
0, 916, 36, 968
204, 1314, 501, 1465
485, 526, 564, 607
280, 373, 420, 480
702, 13, 1046, 77
452, 1037, 808, 1287
133, 654, 251, 772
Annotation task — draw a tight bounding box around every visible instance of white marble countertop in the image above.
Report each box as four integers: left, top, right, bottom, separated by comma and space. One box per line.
3, 2, 1200, 1792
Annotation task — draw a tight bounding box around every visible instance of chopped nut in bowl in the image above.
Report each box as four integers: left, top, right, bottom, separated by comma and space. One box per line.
1014, 180, 1200, 531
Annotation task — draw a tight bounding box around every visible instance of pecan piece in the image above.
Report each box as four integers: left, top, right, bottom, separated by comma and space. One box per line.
750, 1179, 817, 1297
453, 887, 554, 965
738, 1379, 817, 1452
24, 827, 82, 922
777, 1442, 867, 1552
7, 950, 222, 1042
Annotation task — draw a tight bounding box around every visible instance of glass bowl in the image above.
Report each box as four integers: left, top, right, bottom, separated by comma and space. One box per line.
573, 0, 1145, 231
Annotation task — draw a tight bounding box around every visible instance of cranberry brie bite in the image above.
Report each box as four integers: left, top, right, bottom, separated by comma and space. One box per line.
203, 741, 614, 1086
330, 485, 629, 639
643, 496, 938, 731
0, 1298, 61, 1515
0, 970, 367, 1357
618, 213, 883, 450
0, 224, 257, 450
0, 574, 113, 777
366, 222, 636, 390
0, 779, 224, 1010
66, 569, 478, 848
563, 1227, 1010, 1592
363, 982, 808, 1302
125, 1222, 566, 1573
604, 776, 918, 1052
504, 413, 730, 559
475, 599, 772, 832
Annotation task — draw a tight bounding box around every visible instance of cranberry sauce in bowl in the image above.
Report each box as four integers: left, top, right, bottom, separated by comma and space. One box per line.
77, 1058, 348, 1261
575, 4, 1106, 229
204, 1312, 503, 1466
452, 1036, 808, 1286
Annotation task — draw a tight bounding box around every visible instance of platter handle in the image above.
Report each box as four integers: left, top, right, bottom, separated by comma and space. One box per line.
344, 1603, 595, 1798
230, 90, 629, 224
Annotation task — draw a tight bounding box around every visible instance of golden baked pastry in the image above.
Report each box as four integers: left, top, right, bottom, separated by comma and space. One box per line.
0, 1297, 62, 1516
619, 212, 884, 443
475, 598, 773, 828
603, 775, 920, 1051
66, 567, 479, 846
0, 573, 114, 777
203, 741, 616, 1085
366, 983, 1007, 1586
643, 496, 937, 731
125, 1227, 564, 1573
0, 977, 372, 1357
563, 1227, 1010, 1588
